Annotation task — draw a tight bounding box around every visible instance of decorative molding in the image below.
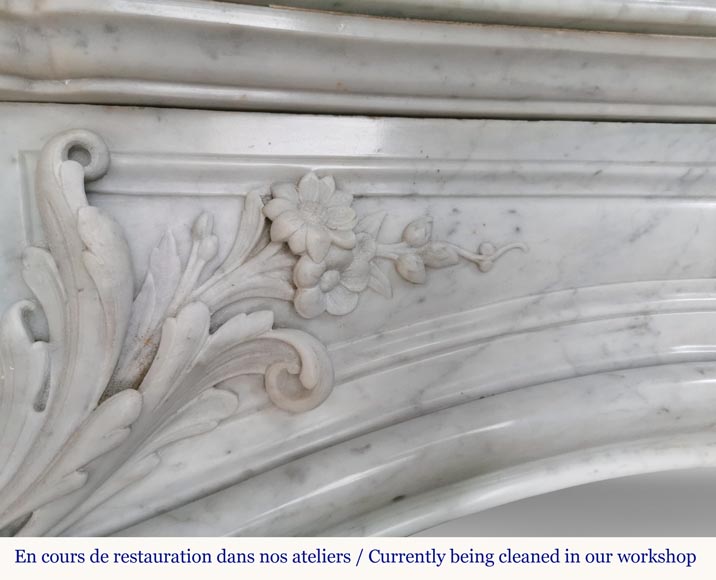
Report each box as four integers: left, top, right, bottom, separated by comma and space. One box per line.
239, 0, 716, 37
26, 153, 716, 201
5, 1, 716, 120
119, 363, 716, 536
0, 129, 522, 536
4, 106, 716, 537
78, 285, 716, 536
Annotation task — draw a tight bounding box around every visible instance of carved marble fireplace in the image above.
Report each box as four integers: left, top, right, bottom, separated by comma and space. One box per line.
3, 0, 716, 537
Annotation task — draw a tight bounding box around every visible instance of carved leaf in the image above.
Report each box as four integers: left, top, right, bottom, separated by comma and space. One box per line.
77, 206, 135, 382
221, 191, 266, 268
132, 231, 182, 345
138, 302, 213, 413
137, 389, 238, 458
0, 302, 50, 495
109, 230, 181, 393
54, 307, 332, 530
33, 131, 132, 428
21, 248, 65, 345
200, 310, 275, 359
0, 130, 135, 535
195, 241, 296, 312
26, 304, 217, 535
368, 263, 393, 298
16, 390, 142, 526
355, 211, 387, 238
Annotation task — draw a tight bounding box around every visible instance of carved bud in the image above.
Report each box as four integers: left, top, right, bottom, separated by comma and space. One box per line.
402, 217, 432, 247
396, 253, 427, 284
420, 242, 459, 268
198, 234, 219, 262
478, 242, 496, 257
192, 212, 214, 241
476, 241, 496, 272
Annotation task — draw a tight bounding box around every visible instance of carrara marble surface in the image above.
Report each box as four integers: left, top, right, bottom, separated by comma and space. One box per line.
240, 0, 716, 36
2, 103, 716, 536
5, 0, 716, 120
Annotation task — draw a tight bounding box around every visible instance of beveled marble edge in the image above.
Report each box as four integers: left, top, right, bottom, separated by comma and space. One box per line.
23, 152, 716, 198
322, 432, 716, 537
239, 0, 716, 36
6, 0, 716, 119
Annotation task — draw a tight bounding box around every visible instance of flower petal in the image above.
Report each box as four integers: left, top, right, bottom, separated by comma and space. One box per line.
325, 246, 354, 269
294, 286, 327, 319
318, 176, 336, 204
270, 212, 304, 242
288, 227, 308, 255
298, 172, 320, 202
325, 206, 357, 230
325, 285, 360, 316
327, 191, 353, 207
263, 197, 296, 220
341, 260, 371, 292
272, 182, 299, 202
306, 225, 332, 262
293, 255, 327, 288
330, 229, 356, 250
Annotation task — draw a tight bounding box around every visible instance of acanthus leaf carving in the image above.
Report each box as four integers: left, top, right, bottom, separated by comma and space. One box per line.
0, 130, 137, 536
0, 131, 525, 536
0, 301, 50, 494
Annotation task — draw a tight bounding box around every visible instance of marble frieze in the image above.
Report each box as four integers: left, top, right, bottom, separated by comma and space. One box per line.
2, 103, 716, 535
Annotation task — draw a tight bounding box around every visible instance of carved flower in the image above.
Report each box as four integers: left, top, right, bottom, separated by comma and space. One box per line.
264, 172, 357, 262
293, 233, 377, 318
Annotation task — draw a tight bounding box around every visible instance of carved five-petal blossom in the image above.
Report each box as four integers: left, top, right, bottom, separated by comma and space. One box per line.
264, 172, 356, 262
293, 233, 377, 318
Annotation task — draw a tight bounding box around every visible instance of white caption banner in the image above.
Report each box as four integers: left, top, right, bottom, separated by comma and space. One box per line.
0, 538, 709, 579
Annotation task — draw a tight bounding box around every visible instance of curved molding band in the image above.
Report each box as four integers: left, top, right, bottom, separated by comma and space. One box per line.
3, 105, 716, 536
115, 362, 716, 536
5, 0, 716, 120
69, 288, 716, 535
240, 0, 716, 37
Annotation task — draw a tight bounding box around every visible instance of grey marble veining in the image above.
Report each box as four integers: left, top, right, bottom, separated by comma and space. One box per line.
239, 0, 716, 36
4, 0, 716, 120
2, 103, 716, 535
118, 363, 716, 536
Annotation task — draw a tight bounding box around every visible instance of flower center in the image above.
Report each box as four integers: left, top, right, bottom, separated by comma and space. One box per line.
319, 270, 341, 292
299, 201, 325, 225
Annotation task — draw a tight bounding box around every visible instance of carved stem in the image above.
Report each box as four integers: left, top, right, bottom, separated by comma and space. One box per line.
375, 241, 412, 260
447, 241, 528, 271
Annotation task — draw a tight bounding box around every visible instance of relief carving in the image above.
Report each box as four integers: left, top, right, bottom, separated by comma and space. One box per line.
0, 130, 524, 536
